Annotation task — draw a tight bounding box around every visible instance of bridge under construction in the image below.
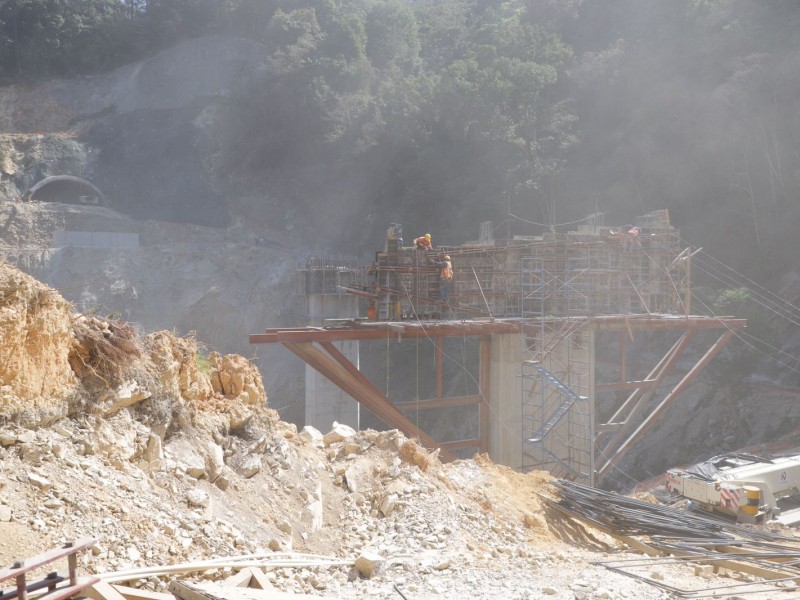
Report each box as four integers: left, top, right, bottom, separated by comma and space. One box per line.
251, 211, 745, 485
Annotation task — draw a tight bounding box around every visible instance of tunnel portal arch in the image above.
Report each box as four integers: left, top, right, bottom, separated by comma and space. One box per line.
25, 176, 107, 206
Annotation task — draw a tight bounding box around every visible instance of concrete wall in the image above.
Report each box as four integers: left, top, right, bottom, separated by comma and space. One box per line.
488, 333, 523, 469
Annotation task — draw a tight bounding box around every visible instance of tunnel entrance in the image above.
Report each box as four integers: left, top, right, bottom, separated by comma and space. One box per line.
25, 176, 106, 206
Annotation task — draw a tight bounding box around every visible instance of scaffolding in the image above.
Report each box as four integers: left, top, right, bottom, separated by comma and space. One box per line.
519, 257, 592, 478
365, 216, 683, 323
295, 257, 363, 296
257, 211, 745, 484
515, 213, 682, 480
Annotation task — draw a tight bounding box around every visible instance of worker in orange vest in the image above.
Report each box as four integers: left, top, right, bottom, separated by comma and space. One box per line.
430, 254, 453, 304
414, 233, 432, 250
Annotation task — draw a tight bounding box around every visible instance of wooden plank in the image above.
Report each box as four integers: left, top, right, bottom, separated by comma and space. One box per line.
168, 582, 215, 600
29, 576, 101, 600
83, 581, 128, 600
0, 572, 64, 600
169, 581, 314, 600
0, 540, 97, 583
107, 585, 174, 600
242, 569, 274, 591
220, 570, 251, 589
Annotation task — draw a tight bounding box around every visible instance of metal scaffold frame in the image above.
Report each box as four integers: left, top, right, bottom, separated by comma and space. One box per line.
252, 211, 748, 485
520, 253, 592, 481
515, 212, 736, 484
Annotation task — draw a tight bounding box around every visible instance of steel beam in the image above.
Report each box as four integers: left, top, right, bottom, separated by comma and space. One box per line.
284, 342, 455, 461
596, 379, 657, 393
250, 316, 745, 345
440, 438, 481, 452
596, 328, 697, 450
596, 329, 736, 480
590, 316, 746, 332
394, 395, 482, 412
251, 321, 520, 344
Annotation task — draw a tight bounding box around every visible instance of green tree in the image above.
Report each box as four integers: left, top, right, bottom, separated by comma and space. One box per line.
364, 0, 419, 71
432, 1, 576, 221
0, 0, 143, 79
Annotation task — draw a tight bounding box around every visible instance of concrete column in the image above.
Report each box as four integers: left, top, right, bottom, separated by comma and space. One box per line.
488, 333, 523, 469
304, 294, 360, 431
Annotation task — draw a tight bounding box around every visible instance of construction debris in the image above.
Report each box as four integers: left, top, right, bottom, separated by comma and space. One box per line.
547, 480, 800, 597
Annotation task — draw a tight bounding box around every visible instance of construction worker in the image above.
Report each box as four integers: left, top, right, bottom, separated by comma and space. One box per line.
623, 225, 639, 253
414, 233, 432, 250
430, 254, 453, 304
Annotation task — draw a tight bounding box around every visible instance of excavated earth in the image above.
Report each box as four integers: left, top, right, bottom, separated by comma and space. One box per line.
1, 264, 793, 600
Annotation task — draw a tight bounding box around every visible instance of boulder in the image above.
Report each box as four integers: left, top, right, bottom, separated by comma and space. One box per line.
323, 421, 356, 447
354, 551, 385, 579
299, 426, 324, 448
166, 437, 207, 479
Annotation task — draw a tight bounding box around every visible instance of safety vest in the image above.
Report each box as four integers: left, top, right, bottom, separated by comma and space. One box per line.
441, 260, 453, 280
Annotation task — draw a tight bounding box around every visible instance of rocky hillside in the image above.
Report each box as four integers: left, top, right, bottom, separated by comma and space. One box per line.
0, 197, 306, 419
0, 264, 737, 599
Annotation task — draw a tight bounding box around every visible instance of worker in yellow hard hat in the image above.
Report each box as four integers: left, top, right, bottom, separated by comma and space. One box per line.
414, 233, 432, 250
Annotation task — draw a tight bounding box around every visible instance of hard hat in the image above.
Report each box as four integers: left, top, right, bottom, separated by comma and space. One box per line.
444, 255, 450, 260
425, 233, 431, 241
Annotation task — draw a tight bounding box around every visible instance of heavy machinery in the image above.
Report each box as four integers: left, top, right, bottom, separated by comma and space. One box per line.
666, 452, 800, 525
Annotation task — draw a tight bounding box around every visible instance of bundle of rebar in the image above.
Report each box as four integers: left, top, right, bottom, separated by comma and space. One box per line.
544, 481, 800, 598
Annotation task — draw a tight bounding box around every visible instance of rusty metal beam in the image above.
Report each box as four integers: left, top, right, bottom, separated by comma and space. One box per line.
599, 328, 697, 433
595, 423, 623, 433
319, 341, 386, 401
284, 342, 455, 461
596, 379, 656, 393
590, 316, 746, 332
251, 320, 520, 344
440, 438, 482, 451
251, 316, 745, 345
594, 329, 697, 468
596, 329, 736, 481
594, 329, 698, 472
395, 395, 482, 412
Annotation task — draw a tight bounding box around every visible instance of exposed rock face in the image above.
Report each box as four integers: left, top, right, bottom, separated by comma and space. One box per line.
0, 36, 269, 226
0, 263, 77, 426
0, 263, 269, 434
0, 37, 304, 423
209, 353, 265, 406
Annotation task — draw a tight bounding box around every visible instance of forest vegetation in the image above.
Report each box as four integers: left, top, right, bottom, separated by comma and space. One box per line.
2, 0, 799, 293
